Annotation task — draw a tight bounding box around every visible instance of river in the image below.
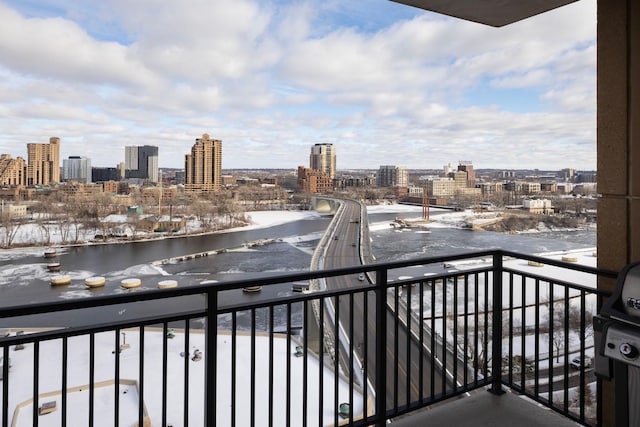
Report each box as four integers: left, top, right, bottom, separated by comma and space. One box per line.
0, 206, 595, 325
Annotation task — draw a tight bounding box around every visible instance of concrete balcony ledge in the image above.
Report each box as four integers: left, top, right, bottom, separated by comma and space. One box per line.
391, 388, 581, 426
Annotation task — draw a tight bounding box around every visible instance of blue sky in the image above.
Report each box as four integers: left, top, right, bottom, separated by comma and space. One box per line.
0, 0, 596, 170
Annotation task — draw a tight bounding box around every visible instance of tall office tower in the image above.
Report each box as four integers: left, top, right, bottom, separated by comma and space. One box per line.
184, 133, 222, 193
0, 154, 26, 186
26, 136, 60, 186
310, 143, 336, 179
62, 156, 92, 183
125, 146, 138, 171
457, 161, 476, 188
117, 162, 126, 180
376, 165, 408, 187
124, 145, 159, 183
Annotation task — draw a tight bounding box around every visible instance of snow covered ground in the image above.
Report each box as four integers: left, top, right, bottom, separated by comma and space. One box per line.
3, 328, 365, 427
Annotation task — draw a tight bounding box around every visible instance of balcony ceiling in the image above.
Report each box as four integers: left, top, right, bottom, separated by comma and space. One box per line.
390, 0, 580, 27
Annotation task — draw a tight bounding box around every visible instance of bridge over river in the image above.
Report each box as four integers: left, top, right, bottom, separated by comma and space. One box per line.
309, 197, 446, 410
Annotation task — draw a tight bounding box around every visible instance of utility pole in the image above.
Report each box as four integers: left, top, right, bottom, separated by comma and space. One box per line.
422, 181, 430, 221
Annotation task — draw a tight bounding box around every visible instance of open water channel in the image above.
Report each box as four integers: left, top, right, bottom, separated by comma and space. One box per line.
0, 207, 595, 327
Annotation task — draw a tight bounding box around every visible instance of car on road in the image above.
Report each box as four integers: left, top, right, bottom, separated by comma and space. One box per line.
570, 357, 592, 369
358, 274, 365, 281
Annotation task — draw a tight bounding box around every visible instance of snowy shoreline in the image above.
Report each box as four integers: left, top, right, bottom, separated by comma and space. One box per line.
0, 210, 324, 258
1, 204, 592, 259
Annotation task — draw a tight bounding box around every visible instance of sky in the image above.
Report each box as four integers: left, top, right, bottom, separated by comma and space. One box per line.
0, 0, 596, 171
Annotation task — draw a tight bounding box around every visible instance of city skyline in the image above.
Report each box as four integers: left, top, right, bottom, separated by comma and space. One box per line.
0, 0, 596, 170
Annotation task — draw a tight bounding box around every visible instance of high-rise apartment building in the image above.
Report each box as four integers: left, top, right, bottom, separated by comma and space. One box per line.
457, 161, 476, 188
26, 137, 60, 186
0, 154, 26, 186
376, 165, 408, 187
310, 143, 336, 179
62, 156, 92, 183
125, 145, 159, 183
184, 134, 222, 193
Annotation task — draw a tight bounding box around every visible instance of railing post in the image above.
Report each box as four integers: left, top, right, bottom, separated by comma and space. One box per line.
206, 289, 218, 427
489, 252, 505, 395
375, 268, 388, 426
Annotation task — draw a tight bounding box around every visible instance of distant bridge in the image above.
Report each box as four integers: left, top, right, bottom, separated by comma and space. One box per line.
311, 196, 342, 214
397, 201, 458, 210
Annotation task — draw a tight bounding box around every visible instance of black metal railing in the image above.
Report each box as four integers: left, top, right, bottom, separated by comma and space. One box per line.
0, 249, 617, 426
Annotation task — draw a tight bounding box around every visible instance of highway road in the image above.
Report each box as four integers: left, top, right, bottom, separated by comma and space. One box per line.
320, 199, 445, 411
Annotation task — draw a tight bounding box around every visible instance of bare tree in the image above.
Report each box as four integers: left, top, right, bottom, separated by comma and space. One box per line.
0, 213, 23, 248
456, 306, 500, 373
545, 301, 594, 363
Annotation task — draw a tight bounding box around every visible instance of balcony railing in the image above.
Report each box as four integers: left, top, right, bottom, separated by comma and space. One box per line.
0, 249, 617, 426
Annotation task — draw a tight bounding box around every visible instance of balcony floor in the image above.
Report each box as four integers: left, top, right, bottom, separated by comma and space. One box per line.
391, 388, 581, 427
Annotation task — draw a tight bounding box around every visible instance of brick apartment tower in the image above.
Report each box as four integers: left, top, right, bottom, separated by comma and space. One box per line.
26, 137, 60, 186
0, 154, 26, 186
184, 133, 222, 192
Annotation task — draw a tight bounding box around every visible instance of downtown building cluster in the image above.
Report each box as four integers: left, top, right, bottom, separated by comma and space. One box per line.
0, 135, 223, 194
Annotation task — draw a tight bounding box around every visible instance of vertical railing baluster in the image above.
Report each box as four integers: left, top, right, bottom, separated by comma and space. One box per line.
115, 329, 121, 426
231, 312, 237, 427
375, 268, 387, 427
442, 277, 447, 397
333, 296, 339, 427
483, 271, 490, 381
206, 289, 218, 427
563, 286, 570, 413
302, 301, 308, 427
184, 320, 190, 427
349, 293, 354, 424
508, 273, 514, 388
548, 284, 555, 405
453, 276, 458, 394
520, 275, 526, 391
138, 327, 145, 427
32, 340, 39, 427
89, 333, 95, 427
463, 274, 469, 389
268, 308, 274, 427
489, 252, 504, 394
286, 303, 292, 427
62, 337, 67, 427
252, 308, 257, 427
318, 296, 324, 427
431, 278, 436, 398
419, 280, 424, 402
534, 279, 540, 397
473, 275, 479, 386
162, 323, 168, 427
363, 289, 370, 419
393, 285, 399, 410
2, 344, 8, 427
579, 291, 586, 423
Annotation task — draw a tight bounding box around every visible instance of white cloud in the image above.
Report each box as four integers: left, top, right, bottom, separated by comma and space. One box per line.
0, 0, 597, 170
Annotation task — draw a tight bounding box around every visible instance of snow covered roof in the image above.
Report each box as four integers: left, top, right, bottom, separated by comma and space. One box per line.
3, 329, 366, 427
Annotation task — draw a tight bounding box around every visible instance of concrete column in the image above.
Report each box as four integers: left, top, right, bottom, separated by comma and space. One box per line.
597, 0, 640, 425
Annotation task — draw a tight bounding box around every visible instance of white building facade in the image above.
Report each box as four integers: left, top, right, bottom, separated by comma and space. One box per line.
62, 156, 92, 183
